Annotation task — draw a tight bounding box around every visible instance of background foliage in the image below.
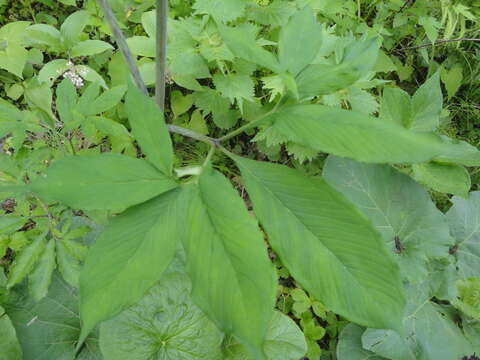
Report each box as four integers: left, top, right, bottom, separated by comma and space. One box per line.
0, 0, 479, 359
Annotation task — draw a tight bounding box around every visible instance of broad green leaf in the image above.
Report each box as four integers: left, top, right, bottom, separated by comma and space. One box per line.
7, 233, 47, 289
28, 239, 56, 302
28, 154, 177, 210
38, 59, 69, 85
223, 311, 307, 360
362, 328, 416, 360
125, 83, 174, 175
221, 25, 281, 73
266, 104, 480, 165
193, 0, 246, 22
0, 43, 28, 78
79, 189, 183, 347
0, 21, 30, 43
343, 38, 380, 74
0, 215, 26, 235
126, 36, 155, 57
99, 265, 224, 360
24, 80, 55, 120
71, 40, 113, 58
76, 82, 100, 114
323, 156, 454, 283
278, 6, 321, 76
246, 0, 296, 27
447, 192, 480, 278
56, 77, 78, 124
26, 24, 61, 49
180, 170, 277, 358
171, 90, 194, 118
412, 162, 471, 197
60, 10, 90, 48
296, 64, 358, 99
337, 324, 385, 360
85, 85, 126, 116
419, 16, 440, 43
233, 156, 405, 330
75, 65, 108, 88
453, 278, 480, 320
411, 71, 442, 132
0, 306, 22, 360
362, 284, 475, 360
4, 273, 101, 359
380, 87, 412, 127
346, 88, 379, 115
441, 65, 463, 99
56, 240, 81, 288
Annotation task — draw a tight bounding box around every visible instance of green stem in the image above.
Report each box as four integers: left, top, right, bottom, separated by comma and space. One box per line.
155, 0, 168, 110
219, 97, 284, 142
97, 0, 148, 95
202, 144, 216, 169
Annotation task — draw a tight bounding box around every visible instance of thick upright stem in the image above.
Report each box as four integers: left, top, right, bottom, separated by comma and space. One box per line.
155, 0, 168, 110
97, 0, 148, 95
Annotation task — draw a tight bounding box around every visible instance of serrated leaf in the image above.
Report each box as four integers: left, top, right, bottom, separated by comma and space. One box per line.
447, 192, 480, 279
179, 170, 277, 359
171, 90, 194, 118
412, 162, 471, 197
193, 0, 246, 22
233, 155, 405, 330
323, 156, 454, 283
246, 0, 296, 27
125, 83, 174, 175
266, 104, 480, 165
70, 40, 113, 58
28, 239, 56, 302
79, 188, 183, 347
453, 278, 480, 320
7, 233, 46, 289
278, 6, 321, 76
28, 154, 177, 210
99, 266, 224, 360
0, 306, 22, 360
213, 73, 254, 108
4, 273, 101, 359
221, 25, 281, 73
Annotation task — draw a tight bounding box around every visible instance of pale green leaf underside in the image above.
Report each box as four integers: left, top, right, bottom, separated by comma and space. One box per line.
267, 104, 480, 165
323, 156, 454, 283
337, 324, 385, 360
99, 268, 224, 360
447, 192, 480, 279
412, 162, 471, 197
79, 189, 183, 347
28, 154, 177, 210
233, 156, 405, 330
180, 170, 277, 358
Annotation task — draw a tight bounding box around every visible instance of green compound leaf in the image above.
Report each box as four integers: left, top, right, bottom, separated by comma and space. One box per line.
180, 170, 277, 359
447, 192, 480, 279
323, 156, 454, 283
266, 104, 480, 165
28, 239, 56, 302
193, 0, 246, 23
28, 154, 177, 211
125, 83, 174, 175
0, 306, 22, 360
4, 273, 102, 360
78, 189, 183, 348
99, 267, 224, 360
221, 25, 281, 73
233, 155, 405, 331
278, 6, 321, 76
223, 311, 307, 360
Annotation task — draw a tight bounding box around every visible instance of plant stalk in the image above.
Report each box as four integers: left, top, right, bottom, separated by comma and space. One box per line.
155, 0, 168, 110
